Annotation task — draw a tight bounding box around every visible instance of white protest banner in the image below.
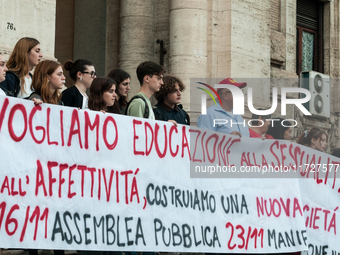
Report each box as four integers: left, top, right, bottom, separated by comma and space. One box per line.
0, 95, 338, 254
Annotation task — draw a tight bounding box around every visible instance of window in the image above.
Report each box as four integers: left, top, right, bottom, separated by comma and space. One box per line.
296, 0, 323, 74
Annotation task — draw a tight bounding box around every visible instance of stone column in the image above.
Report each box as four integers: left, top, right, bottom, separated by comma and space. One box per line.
55, 0, 75, 88
169, 0, 209, 113
119, 0, 155, 95
74, 0, 107, 76
105, 0, 120, 75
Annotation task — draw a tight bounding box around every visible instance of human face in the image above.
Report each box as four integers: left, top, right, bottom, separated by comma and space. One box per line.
164, 83, 182, 108
221, 89, 233, 103
103, 84, 117, 107
117, 78, 130, 99
80, 65, 96, 88
27, 44, 43, 68
284, 127, 293, 140
312, 134, 327, 152
0, 55, 8, 82
147, 74, 163, 93
48, 66, 66, 92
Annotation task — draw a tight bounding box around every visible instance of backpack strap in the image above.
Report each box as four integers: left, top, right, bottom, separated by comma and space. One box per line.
125, 95, 149, 118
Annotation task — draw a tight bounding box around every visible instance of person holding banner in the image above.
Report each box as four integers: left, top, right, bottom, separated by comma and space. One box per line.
25, 60, 67, 255
197, 78, 249, 137
0, 37, 43, 98
153, 74, 190, 125
0, 53, 9, 96
266, 118, 293, 140
107, 68, 131, 114
88, 77, 117, 112
85, 77, 122, 255
62, 59, 96, 109
28, 60, 66, 105
297, 127, 328, 152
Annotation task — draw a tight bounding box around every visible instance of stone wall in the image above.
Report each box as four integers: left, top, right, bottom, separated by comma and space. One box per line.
0, 0, 56, 60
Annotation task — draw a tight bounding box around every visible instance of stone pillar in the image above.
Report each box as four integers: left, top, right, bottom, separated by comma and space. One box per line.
169, 0, 209, 112
55, 0, 75, 88
119, 0, 155, 95
105, 0, 120, 75
74, 0, 107, 76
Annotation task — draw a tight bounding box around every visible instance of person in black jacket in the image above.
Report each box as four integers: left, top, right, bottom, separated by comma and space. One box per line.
0, 37, 42, 98
153, 74, 190, 125
62, 59, 96, 109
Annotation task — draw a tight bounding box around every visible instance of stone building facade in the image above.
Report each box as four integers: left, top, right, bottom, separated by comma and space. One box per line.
1, 0, 340, 152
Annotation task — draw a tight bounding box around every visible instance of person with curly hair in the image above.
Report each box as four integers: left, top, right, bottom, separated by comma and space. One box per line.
153, 74, 190, 125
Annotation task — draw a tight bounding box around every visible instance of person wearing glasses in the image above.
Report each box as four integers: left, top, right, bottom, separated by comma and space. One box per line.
62, 59, 96, 109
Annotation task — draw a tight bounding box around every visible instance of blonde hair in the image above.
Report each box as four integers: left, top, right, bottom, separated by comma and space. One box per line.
31, 60, 61, 105
6, 37, 40, 94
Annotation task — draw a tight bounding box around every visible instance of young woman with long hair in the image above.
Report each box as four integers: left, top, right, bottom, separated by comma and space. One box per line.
297, 127, 328, 152
62, 59, 96, 108
0, 37, 43, 98
107, 69, 130, 113
27, 61, 64, 255
28, 60, 65, 104
88, 77, 117, 112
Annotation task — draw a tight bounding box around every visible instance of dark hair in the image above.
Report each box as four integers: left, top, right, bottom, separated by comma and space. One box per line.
64, 59, 93, 82
250, 110, 271, 126
107, 69, 131, 111
297, 127, 328, 146
88, 77, 116, 111
154, 75, 185, 103
136, 61, 165, 85
266, 118, 292, 139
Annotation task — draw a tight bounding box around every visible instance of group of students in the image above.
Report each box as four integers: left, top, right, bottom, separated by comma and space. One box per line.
0, 37, 335, 255
0, 37, 190, 132
0, 37, 192, 255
